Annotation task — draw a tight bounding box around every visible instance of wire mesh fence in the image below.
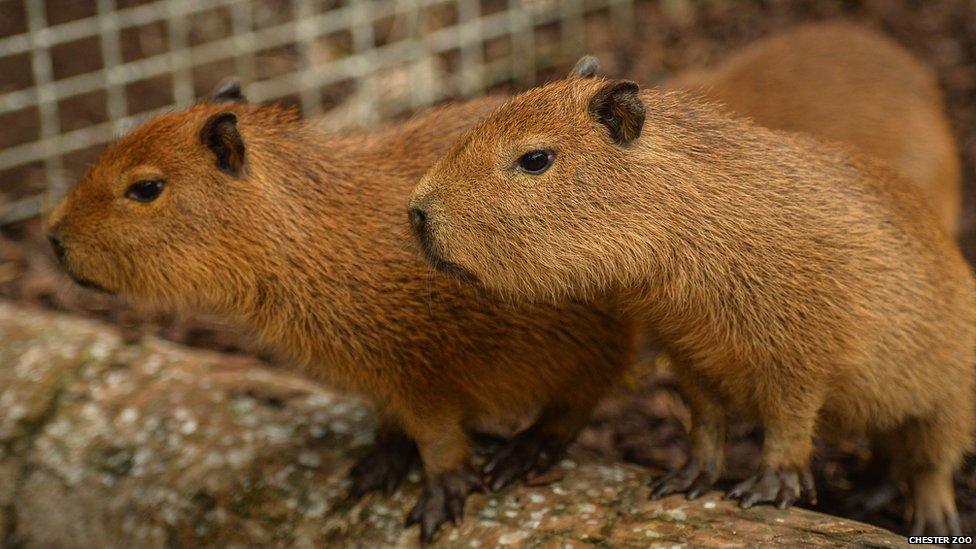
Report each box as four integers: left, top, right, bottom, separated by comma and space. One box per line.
0, 0, 634, 225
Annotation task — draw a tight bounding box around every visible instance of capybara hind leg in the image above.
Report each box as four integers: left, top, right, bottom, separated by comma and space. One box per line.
894, 416, 967, 537
651, 366, 726, 500
727, 399, 819, 509
347, 421, 418, 500
909, 468, 961, 537
483, 403, 592, 492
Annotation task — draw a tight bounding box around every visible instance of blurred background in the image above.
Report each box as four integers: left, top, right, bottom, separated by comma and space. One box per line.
0, 0, 974, 536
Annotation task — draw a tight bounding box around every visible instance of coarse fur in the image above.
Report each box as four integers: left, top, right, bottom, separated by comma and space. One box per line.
411, 76, 976, 535
670, 22, 961, 235
46, 97, 635, 543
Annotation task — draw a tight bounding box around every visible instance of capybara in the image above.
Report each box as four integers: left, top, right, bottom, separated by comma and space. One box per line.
671, 22, 961, 234
410, 75, 976, 536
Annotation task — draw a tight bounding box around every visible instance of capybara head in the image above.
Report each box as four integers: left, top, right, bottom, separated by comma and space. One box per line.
46, 81, 295, 309
409, 76, 650, 301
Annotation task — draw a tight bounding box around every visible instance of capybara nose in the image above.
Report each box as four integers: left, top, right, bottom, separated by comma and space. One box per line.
48, 233, 67, 265
408, 206, 429, 240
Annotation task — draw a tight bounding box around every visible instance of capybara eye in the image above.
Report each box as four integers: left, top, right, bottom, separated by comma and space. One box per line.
125, 180, 165, 203
516, 150, 555, 175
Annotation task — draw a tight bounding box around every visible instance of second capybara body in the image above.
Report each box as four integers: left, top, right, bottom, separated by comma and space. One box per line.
671, 22, 961, 234
410, 75, 976, 536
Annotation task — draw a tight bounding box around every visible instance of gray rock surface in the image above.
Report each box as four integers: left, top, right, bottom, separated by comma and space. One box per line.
0, 301, 907, 547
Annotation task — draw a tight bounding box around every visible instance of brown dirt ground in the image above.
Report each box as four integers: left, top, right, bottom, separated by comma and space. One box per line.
1, 0, 975, 537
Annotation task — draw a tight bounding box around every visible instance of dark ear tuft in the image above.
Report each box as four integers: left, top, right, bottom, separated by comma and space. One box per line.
588, 80, 645, 145
200, 112, 245, 177
209, 77, 247, 104
568, 55, 600, 78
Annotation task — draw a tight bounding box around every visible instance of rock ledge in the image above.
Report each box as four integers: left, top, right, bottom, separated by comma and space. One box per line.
0, 301, 907, 547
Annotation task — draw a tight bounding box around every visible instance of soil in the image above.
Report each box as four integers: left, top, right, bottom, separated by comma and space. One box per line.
1, 0, 974, 537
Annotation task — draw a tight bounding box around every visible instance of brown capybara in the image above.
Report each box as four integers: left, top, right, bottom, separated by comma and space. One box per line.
409, 76, 976, 536
45, 79, 635, 544
670, 22, 961, 235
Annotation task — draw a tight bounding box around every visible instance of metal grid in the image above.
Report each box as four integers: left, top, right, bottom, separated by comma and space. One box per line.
0, 0, 634, 225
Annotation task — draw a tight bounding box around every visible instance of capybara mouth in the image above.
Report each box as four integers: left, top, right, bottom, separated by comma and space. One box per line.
52, 248, 115, 294
51, 246, 115, 294
67, 271, 114, 294
429, 256, 480, 284
411, 221, 481, 283
417, 238, 480, 283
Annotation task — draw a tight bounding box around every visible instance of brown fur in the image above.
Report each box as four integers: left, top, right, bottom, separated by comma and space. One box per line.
46, 98, 635, 542
411, 77, 976, 534
670, 22, 961, 235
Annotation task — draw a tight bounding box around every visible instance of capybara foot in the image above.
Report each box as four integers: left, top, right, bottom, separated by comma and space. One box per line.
650, 458, 720, 500
483, 427, 569, 492
910, 507, 963, 539
726, 465, 816, 509
909, 471, 962, 538
406, 467, 482, 544
347, 432, 418, 500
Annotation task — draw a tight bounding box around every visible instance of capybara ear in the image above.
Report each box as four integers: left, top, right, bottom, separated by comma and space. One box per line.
568, 55, 600, 78
209, 77, 247, 104
588, 80, 645, 145
200, 112, 245, 177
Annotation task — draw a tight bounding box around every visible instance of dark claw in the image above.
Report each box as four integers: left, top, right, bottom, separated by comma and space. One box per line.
483, 428, 568, 492
933, 514, 949, 537
447, 490, 464, 525
909, 515, 923, 537
947, 512, 963, 538
406, 468, 481, 544
775, 489, 796, 510
650, 458, 719, 500
724, 473, 752, 501
406, 499, 423, 527
726, 465, 814, 510
730, 471, 775, 509
687, 472, 717, 500
800, 468, 817, 505
347, 432, 418, 501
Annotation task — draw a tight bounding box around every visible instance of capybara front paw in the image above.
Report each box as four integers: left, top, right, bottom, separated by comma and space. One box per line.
726, 465, 817, 509
406, 468, 482, 544
483, 429, 568, 492
347, 433, 418, 501
650, 458, 720, 500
